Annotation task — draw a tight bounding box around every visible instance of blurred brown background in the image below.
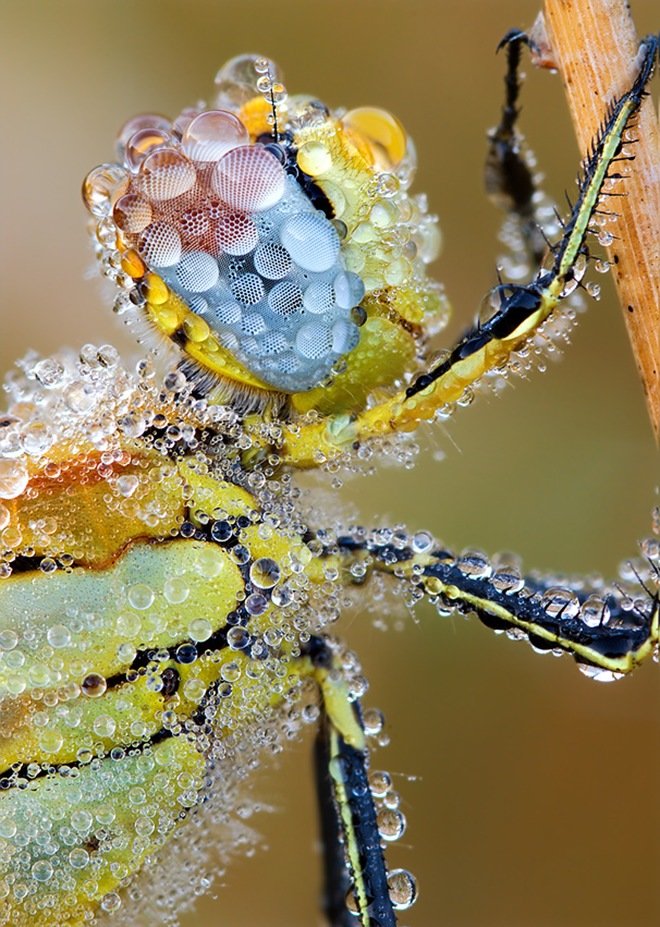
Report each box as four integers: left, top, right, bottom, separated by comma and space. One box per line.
2, 1, 659, 925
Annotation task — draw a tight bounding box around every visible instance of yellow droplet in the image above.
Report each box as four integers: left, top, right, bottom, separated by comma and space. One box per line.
297, 141, 332, 177
121, 249, 146, 279
342, 107, 408, 170
183, 315, 210, 344
144, 272, 170, 306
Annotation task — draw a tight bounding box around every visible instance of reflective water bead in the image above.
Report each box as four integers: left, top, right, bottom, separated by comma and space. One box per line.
93, 714, 116, 738
183, 110, 249, 162
541, 587, 580, 620
183, 678, 207, 703
176, 642, 198, 664
116, 473, 140, 497
124, 126, 172, 171
0, 629, 18, 651
578, 664, 624, 683
188, 618, 213, 642
83, 163, 129, 217
269, 280, 303, 316
456, 550, 492, 580
140, 148, 197, 201
580, 595, 610, 628
213, 145, 286, 212
176, 251, 220, 292
280, 212, 340, 273
127, 583, 155, 610
164, 577, 190, 605
387, 868, 418, 910
412, 531, 433, 554
68, 848, 90, 870
31, 861, 54, 883
250, 557, 281, 589
0, 458, 29, 499
369, 769, 392, 797
342, 107, 408, 170
113, 193, 153, 234
216, 54, 284, 90
303, 281, 335, 315
214, 210, 259, 256
232, 273, 265, 306
117, 113, 171, 153
295, 322, 333, 360
46, 624, 71, 649
101, 893, 122, 914
245, 592, 268, 616
138, 222, 182, 268
363, 707, 385, 736
333, 271, 365, 310
296, 141, 332, 176
377, 808, 407, 841
253, 242, 292, 280
227, 626, 250, 650
81, 673, 107, 698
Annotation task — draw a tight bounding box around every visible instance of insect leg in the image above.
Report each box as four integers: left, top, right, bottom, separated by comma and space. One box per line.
335, 534, 660, 679
303, 637, 398, 927
485, 29, 549, 272
274, 36, 659, 468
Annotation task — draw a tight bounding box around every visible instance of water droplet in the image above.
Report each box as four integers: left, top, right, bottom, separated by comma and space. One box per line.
47, 624, 71, 648
127, 583, 155, 610
541, 587, 580, 620
378, 808, 406, 841
81, 673, 107, 698
31, 860, 54, 883
0, 458, 28, 500
187, 618, 212, 642
250, 557, 281, 589
101, 892, 122, 914
387, 868, 417, 910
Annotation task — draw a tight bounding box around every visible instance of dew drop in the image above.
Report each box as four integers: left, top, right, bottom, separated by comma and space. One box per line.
81, 673, 108, 698
387, 868, 418, 910
0, 459, 28, 500
249, 557, 281, 589
127, 583, 155, 610
31, 860, 54, 883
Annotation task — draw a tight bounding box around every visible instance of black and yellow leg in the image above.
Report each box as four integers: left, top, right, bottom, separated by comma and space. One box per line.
304, 637, 397, 927
273, 36, 659, 469
334, 537, 660, 678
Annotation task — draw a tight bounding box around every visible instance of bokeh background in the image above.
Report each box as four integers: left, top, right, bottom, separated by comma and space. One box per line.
2, 1, 659, 925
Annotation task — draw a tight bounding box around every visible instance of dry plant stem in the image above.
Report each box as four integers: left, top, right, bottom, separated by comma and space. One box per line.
543, 0, 660, 441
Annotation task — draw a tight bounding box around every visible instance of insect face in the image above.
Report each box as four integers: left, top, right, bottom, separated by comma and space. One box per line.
83, 55, 445, 416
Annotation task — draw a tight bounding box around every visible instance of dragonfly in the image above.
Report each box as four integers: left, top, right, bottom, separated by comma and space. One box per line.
0, 22, 658, 927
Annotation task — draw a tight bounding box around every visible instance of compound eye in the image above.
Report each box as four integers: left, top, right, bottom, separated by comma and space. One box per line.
182, 110, 249, 162
92, 107, 366, 394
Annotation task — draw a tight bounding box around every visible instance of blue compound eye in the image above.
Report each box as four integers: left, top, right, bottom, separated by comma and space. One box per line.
110, 123, 365, 393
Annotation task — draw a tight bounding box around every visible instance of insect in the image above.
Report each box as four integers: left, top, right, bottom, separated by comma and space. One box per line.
0, 19, 658, 927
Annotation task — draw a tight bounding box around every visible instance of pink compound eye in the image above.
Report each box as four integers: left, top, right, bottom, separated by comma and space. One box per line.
213, 211, 259, 255
182, 110, 249, 162
113, 193, 153, 233
139, 149, 197, 201
212, 146, 286, 212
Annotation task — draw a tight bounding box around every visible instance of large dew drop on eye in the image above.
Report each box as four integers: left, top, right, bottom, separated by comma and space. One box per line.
280, 212, 340, 272
138, 222, 182, 267
175, 251, 220, 292
140, 149, 197, 201
213, 211, 259, 256
183, 110, 249, 162
212, 146, 286, 212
